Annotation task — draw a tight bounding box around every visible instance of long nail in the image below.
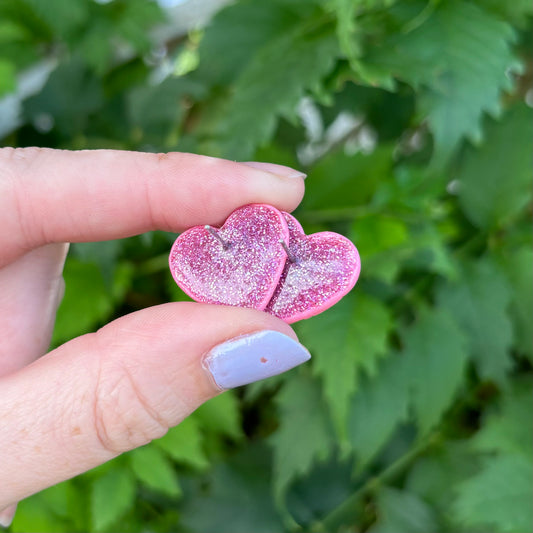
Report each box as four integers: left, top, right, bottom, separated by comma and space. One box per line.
0, 504, 17, 528
241, 161, 307, 179
204, 330, 311, 389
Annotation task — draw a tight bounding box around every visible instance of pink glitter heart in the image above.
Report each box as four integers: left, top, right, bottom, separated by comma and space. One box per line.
169, 204, 289, 309
265, 212, 361, 323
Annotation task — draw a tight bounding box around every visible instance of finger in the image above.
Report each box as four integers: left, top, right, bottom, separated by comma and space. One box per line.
0, 244, 67, 528
0, 148, 305, 266
0, 303, 310, 507
0, 243, 69, 375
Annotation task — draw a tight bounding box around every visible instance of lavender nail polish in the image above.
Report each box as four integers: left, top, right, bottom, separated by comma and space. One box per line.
204, 330, 311, 389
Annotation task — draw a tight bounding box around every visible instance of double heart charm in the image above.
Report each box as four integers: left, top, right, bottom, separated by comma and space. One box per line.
168, 204, 360, 323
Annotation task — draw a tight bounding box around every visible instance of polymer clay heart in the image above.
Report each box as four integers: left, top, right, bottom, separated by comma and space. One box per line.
169, 204, 289, 309
265, 212, 360, 323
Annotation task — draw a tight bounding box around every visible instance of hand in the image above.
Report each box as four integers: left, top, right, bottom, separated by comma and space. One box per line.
0, 148, 309, 523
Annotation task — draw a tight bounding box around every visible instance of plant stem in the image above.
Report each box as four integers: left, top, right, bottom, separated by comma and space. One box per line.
313, 432, 439, 532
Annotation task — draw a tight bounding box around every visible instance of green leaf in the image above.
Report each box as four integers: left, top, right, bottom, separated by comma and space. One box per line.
457, 104, 533, 229
498, 248, 533, 360
406, 440, 479, 522
297, 292, 392, 436
475, 0, 533, 26
347, 352, 410, 469
437, 258, 514, 382
368, 1, 519, 164
24, 59, 103, 137
350, 213, 410, 282
271, 375, 335, 510
11, 484, 72, 533
401, 308, 468, 433
23, 0, 89, 38
369, 487, 438, 533
193, 390, 243, 441
303, 146, 394, 211
195, 1, 303, 86
214, 20, 339, 159
91, 467, 136, 532
11, 498, 65, 533
333, 0, 361, 70
52, 258, 113, 344
129, 444, 181, 497
180, 445, 283, 533
452, 454, 533, 533
127, 77, 205, 146
154, 416, 209, 470
472, 379, 533, 459
114, 0, 165, 54
72, 240, 121, 288
52, 258, 132, 345
0, 58, 16, 95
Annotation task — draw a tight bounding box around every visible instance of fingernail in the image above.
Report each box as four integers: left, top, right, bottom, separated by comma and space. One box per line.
241, 161, 307, 179
0, 504, 17, 528
204, 330, 311, 389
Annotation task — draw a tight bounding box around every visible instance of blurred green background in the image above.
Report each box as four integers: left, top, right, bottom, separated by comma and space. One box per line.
1, 0, 532, 532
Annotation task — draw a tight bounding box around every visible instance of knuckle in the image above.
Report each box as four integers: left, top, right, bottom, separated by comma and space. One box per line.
92, 345, 168, 454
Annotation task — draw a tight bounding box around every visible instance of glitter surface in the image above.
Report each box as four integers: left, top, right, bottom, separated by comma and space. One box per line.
265, 212, 361, 323
169, 204, 289, 309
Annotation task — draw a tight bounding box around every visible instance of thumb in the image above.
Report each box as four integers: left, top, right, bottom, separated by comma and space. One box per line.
0, 303, 309, 508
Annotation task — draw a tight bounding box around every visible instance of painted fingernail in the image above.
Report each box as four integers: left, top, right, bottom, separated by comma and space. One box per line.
241, 161, 307, 179
204, 330, 311, 389
0, 504, 17, 528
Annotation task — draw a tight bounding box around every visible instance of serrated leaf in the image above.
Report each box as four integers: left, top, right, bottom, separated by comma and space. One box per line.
195, 1, 303, 86
437, 258, 514, 382
297, 292, 392, 436
401, 308, 468, 433
214, 20, 339, 159
193, 390, 243, 441
271, 375, 335, 511
457, 104, 533, 229
497, 248, 533, 360
129, 445, 181, 497
452, 454, 533, 533
333, 0, 360, 68
347, 352, 410, 469
154, 416, 209, 470
368, 1, 519, 165
472, 379, 533, 459
91, 467, 136, 532
369, 487, 438, 533
180, 444, 283, 533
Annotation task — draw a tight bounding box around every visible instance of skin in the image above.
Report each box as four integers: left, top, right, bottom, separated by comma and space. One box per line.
0, 148, 305, 513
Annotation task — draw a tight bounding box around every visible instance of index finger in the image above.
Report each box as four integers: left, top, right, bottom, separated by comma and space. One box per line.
0, 148, 305, 266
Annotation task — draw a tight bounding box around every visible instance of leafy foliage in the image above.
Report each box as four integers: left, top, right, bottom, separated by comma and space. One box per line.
2, 0, 531, 532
